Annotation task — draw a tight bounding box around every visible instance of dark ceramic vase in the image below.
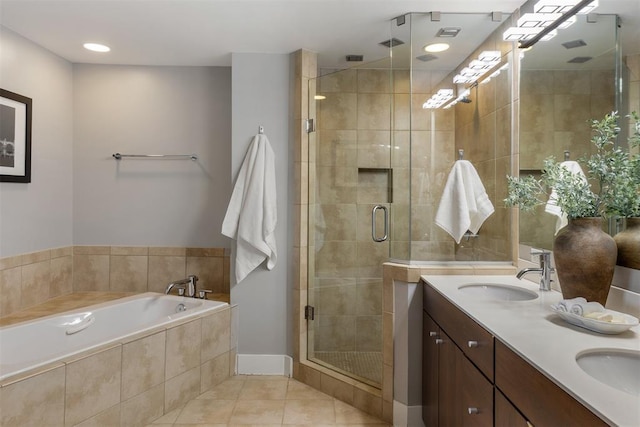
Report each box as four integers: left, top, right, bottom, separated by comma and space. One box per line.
553, 217, 617, 305
614, 217, 640, 270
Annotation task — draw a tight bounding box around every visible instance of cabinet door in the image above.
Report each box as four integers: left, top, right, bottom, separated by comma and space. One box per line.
423, 312, 440, 426
495, 390, 529, 427
439, 329, 462, 427
460, 354, 493, 427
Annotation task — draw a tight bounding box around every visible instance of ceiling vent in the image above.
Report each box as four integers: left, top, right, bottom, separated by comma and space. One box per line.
568, 56, 593, 63
379, 38, 405, 48
562, 39, 587, 49
346, 55, 364, 62
416, 54, 438, 62
436, 27, 461, 38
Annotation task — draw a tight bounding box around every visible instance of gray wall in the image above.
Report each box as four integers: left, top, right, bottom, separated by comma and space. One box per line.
73, 64, 231, 247
0, 27, 74, 257
230, 53, 291, 355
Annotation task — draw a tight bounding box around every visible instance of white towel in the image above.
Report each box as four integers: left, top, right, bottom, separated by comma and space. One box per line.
545, 161, 587, 234
435, 160, 495, 244
222, 133, 277, 284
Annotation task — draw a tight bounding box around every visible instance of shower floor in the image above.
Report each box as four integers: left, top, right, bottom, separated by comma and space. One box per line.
312, 351, 383, 386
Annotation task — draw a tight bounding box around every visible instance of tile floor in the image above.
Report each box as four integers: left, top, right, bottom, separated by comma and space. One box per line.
149, 375, 389, 426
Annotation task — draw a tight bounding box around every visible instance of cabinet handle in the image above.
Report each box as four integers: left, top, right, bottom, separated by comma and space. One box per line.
468, 340, 479, 348
435, 338, 444, 345
429, 331, 438, 337
468, 407, 479, 415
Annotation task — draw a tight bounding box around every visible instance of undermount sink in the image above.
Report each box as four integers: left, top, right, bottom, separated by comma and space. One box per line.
457, 283, 539, 301
576, 349, 640, 396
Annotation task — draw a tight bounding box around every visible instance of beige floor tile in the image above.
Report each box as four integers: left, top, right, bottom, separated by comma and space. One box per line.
174, 399, 236, 424
334, 399, 384, 424
282, 399, 336, 425
286, 380, 333, 400
198, 377, 246, 400
150, 404, 184, 424
230, 400, 286, 424
239, 378, 288, 400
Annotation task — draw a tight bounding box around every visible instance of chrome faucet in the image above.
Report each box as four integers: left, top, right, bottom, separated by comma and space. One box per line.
165, 275, 198, 297
517, 249, 554, 291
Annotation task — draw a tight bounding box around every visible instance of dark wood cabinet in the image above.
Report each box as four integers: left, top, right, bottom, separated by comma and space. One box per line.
422, 311, 492, 427
422, 280, 607, 427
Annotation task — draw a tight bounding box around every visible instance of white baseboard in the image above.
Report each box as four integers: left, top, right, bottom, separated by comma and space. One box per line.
236, 354, 293, 377
393, 400, 424, 427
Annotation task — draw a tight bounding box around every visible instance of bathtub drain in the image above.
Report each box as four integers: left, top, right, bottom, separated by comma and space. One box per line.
175, 303, 187, 313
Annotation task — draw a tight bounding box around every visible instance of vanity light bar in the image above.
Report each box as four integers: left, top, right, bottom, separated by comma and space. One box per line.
534, 0, 598, 15
422, 88, 454, 109
452, 51, 501, 85
518, 13, 576, 29
503, 26, 558, 42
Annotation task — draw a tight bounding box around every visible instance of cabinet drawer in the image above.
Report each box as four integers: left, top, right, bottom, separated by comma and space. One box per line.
495, 340, 607, 427
423, 282, 494, 380
495, 390, 529, 427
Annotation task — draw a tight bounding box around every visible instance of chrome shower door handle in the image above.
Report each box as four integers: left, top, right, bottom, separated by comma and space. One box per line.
372, 205, 389, 242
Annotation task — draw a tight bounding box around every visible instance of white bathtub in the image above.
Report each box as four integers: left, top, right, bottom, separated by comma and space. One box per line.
0, 292, 228, 381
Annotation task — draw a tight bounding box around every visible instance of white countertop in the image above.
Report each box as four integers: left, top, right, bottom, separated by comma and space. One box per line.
421, 274, 640, 427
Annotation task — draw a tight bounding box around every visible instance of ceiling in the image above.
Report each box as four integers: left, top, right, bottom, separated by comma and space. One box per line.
0, 0, 638, 68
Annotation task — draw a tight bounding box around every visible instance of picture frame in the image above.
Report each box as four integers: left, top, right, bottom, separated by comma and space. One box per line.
1, 89, 32, 183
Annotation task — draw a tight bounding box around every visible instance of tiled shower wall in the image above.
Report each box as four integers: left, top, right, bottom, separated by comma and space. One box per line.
519, 69, 615, 248
0, 246, 230, 317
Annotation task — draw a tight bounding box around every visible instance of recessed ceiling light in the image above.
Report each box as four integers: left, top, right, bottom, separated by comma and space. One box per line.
424, 43, 450, 53
314, 95, 326, 100
83, 43, 111, 53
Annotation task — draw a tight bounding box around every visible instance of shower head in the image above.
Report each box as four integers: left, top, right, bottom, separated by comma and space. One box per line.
459, 96, 472, 104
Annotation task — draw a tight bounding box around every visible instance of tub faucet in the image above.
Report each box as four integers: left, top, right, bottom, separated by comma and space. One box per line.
517, 249, 554, 291
165, 275, 199, 297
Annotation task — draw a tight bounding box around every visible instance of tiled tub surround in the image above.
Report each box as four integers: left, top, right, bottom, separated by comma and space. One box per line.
0, 246, 230, 318
0, 293, 237, 426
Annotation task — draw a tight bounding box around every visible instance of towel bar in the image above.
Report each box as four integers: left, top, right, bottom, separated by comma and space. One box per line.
112, 153, 198, 161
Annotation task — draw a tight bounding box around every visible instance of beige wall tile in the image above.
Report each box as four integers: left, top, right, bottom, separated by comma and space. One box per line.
73, 254, 109, 292
0, 255, 22, 271
318, 92, 358, 130
166, 319, 202, 380
353, 387, 383, 419
74, 404, 121, 427
356, 315, 382, 351
74, 246, 110, 255
200, 351, 231, 392
0, 366, 65, 426
50, 246, 72, 258
316, 315, 355, 351
164, 366, 201, 413
120, 383, 164, 427
319, 68, 356, 93
357, 93, 391, 130
201, 308, 231, 362
186, 256, 224, 293
110, 255, 148, 293
357, 69, 391, 94
111, 246, 148, 256
50, 255, 72, 298
20, 260, 50, 308
148, 255, 186, 294
148, 247, 187, 256
186, 248, 225, 257
65, 346, 122, 426
320, 374, 354, 404
356, 280, 382, 316
0, 267, 21, 316
122, 331, 166, 400
21, 249, 50, 265
318, 284, 356, 316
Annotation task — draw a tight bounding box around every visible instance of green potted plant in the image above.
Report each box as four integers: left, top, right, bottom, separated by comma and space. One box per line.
505, 111, 639, 304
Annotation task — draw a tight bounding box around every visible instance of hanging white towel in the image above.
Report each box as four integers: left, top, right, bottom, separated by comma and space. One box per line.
435, 160, 495, 244
544, 161, 587, 234
222, 133, 277, 283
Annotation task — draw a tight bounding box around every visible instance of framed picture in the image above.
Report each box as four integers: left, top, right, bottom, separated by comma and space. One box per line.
1, 89, 32, 183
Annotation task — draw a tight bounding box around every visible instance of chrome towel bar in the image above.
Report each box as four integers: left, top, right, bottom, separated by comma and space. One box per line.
112, 153, 198, 161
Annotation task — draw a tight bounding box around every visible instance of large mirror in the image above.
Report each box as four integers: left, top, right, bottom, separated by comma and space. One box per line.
518, 13, 619, 251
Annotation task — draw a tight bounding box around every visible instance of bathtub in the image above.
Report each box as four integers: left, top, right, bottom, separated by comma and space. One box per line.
0, 292, 228, 382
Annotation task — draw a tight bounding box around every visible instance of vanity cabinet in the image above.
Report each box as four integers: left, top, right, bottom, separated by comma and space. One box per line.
422, 280, 608, 427
423, 287, 493, 427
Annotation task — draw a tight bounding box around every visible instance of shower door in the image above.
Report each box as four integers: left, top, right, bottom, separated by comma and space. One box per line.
306, 61, 400, 387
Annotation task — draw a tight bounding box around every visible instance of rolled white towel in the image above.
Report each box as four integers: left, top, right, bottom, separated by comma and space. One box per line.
557, 297, 586, 312
569, 301, 605, 317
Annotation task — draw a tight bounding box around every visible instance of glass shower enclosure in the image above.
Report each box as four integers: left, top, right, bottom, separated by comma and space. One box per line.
306, 12, 513, 387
